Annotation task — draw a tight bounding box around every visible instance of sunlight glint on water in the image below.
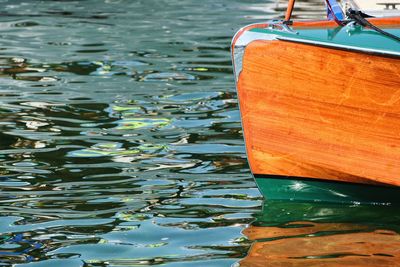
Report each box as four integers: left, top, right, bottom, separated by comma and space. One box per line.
2, 0, 385, 266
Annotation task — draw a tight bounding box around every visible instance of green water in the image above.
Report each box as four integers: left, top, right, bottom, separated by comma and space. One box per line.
1, 0, 398, 266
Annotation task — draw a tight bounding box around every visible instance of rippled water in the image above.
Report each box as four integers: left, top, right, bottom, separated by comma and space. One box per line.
240, 201, 400, 266
4, 0, 397, 266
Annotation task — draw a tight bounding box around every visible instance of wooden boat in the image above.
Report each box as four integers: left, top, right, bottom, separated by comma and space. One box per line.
232, 0, 400, 203
343, 0, 400, 17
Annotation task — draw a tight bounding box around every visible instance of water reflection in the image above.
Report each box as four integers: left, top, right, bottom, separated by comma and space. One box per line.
240, 200, 400, 266
0, 0, 330, 266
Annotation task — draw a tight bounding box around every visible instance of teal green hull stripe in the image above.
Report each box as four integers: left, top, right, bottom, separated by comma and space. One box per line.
255, 176, 400, 205
250, 26, 400, 56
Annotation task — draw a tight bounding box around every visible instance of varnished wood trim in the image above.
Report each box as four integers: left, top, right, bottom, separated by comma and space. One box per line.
293, 16, 400, 28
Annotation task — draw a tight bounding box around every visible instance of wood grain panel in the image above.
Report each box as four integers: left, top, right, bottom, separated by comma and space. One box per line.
237, 40, 400, 186
292, 17, 400, 28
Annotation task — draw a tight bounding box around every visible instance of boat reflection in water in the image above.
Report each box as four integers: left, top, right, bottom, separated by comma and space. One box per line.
239, 200, 400, 266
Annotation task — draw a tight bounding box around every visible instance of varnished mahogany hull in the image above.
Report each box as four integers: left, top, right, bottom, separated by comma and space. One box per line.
235, 24, 400, 187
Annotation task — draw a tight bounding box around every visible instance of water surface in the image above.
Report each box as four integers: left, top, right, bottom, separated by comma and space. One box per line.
0, 1, 273, 266
3, 1, 396, 267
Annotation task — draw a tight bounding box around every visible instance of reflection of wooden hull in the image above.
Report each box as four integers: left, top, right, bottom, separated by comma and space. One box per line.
239, 200, 400, 266
232, 17, 400, 190
242, 227, 400, 267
